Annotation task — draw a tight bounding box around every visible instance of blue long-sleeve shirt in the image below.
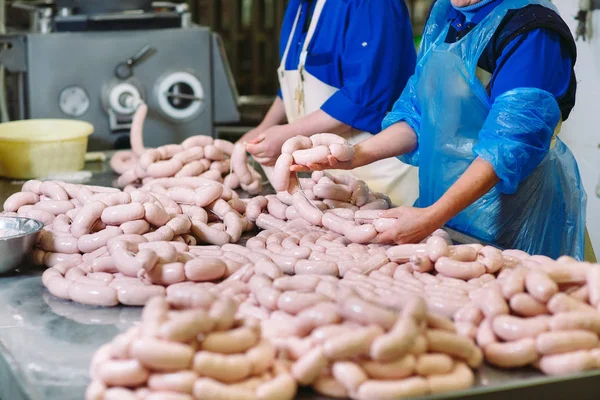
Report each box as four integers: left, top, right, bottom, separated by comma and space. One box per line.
446, 0, 573, 104
278, 0, 416, 134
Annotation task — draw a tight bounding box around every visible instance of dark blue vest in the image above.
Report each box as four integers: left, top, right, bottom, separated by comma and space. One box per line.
427, 2, 577, 120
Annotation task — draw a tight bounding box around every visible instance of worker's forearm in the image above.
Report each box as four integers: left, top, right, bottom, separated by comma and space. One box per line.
258, 97, 287, 129
428, 157, 500, 225
353, 121, 418, 167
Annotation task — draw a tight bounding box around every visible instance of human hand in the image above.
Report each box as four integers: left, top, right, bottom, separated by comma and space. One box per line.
245, 126, 288, 166
237, 126, 265, 145
375, 206, 442, 244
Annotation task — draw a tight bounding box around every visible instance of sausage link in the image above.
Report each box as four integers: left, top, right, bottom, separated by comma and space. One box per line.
131, 338, 194, 371
549, 312, 600, 334
332, 361, 368, 394
386, 244, 428, 263
492, 315, 549, 341
147, 370, 197, 394
291, 346, 328, 385
356, 377, 428, 400
434, 257, 486, 280
41, 181, 69, 200
426, 329, 477, 361
370, 317, 418, 362
323, 325, 383, 360
68, 282, 119, 306
525, 269, 558, 303
158, 309, 215, 342
547, 293, 597, 314
201, 326, 259, 354
426, 312, 457, 333
193, 377, 255, 400
193, 352, 252, 383
360, 355, 415, 380
536, 330, 598, 355
71, 201, 107, 238
477, 246, 504, 274
246, 339, 276, 375
426, 362, 474, 394
181, 135, 213, 149
101, 203, 145, 225
116, 283, 165, 306
294, 259, 338, 276
272, 153, 294, 192
339, 296, 397, 329
96, 359, 149, 387
256, 371, 297, 400
312, 376, 348, 399
538, 350, 596, 376
484, 338, 538, 368
209, 296, 237, 331
477, 286, 509, 318
145, 392, 193, 400
416, 353, 454, 376
292, 146, 330, 165
191, 221, 231, 246
121, 219, 151, 235
85, 380, 106, 400
510, 293, 549, 317
78, 226, 123, 253
329, 143, 354, 162
313, 183, 351, 202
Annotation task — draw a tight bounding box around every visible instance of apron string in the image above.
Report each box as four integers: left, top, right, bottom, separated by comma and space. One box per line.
279, 6, 303, 74
299, 0, 328, 69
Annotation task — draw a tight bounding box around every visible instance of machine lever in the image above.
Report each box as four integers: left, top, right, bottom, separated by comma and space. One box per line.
165, 92, 204, 101
115, 45, 157, 80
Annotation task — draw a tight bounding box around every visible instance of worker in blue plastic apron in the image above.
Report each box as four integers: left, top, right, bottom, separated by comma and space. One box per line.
293, 0, 588, 260
238, 0, 420, 207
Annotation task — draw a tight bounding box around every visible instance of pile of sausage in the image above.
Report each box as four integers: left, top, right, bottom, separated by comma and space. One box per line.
86, 296, 297, 400
109, 104, 262, 194
113, 137, 262, 196
245, 171, 397, 244
272, 134, 355, 192
386, 238, 504, 281
461, 256, 600, 376
258, 291, 481, 400
1, 178, 263, 306
39, 241, 250, 307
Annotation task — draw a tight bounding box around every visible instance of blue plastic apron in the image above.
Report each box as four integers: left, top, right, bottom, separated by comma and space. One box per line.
413, 0, 586, 259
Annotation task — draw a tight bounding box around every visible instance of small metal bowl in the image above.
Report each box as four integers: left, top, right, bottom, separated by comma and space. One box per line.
0, 216, 44, 274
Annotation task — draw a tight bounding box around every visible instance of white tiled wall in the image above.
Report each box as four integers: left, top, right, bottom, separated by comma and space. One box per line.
552, 0, 600, 255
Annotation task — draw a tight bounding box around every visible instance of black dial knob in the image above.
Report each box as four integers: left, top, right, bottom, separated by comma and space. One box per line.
114, 45, 157, 80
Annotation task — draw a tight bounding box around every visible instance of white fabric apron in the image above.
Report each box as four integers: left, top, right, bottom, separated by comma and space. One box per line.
276, 0, 419, 206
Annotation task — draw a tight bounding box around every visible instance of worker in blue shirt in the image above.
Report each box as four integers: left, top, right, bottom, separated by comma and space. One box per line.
239, 0, 420, 207
292, 0, 587, 260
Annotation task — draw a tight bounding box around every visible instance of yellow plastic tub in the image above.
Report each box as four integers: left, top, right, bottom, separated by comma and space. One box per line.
0, 119, 94, 179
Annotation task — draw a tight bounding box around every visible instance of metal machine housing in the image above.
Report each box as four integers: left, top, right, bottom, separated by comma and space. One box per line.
0, 5, 240, 151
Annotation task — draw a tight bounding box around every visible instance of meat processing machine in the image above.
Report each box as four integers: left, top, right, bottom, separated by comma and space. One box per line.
0, 0, 240, 150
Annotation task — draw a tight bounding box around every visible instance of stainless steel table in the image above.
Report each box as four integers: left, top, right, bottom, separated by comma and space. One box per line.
1, 157, 600, 400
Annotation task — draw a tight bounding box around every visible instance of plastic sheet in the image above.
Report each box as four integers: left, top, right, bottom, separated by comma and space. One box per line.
381, 0, 585, 259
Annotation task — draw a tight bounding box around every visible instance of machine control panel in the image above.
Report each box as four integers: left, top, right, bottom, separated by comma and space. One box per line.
58, 86, 90, 117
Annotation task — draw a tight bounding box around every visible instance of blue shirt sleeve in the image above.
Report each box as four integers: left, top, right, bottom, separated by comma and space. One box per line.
474, 29, 571, 194
320, 0, 416, 134
489, 28, 573, 102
